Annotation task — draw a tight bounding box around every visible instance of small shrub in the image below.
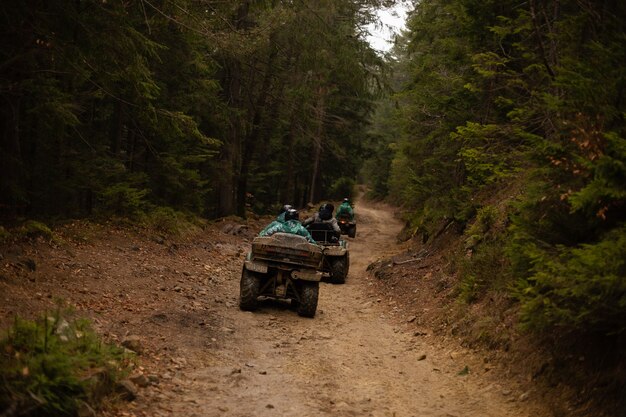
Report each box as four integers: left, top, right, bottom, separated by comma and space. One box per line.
18, 221, 53, 240
328, 177, 356, 201
98, 184, 150, 217
0, 226, 10, 242
464, 205, 498, 248
459, 274, 482, 303
513, 225, 626, 334
458, 239, 512, 303
0, 312, 131, 416
142, 206, 203, 236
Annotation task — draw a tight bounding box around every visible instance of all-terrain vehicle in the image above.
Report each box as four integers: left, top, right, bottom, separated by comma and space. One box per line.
305, 223, 350, 284
239, 233, 324, 317
336, 213, 356, 238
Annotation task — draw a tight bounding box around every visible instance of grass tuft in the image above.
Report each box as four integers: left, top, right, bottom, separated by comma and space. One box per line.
0, 311, 132, 416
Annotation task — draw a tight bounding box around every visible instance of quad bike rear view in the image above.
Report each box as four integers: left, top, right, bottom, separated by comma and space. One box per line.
305, 224, 350, 284
337, 213, 357, 238
239, 233, 323, 317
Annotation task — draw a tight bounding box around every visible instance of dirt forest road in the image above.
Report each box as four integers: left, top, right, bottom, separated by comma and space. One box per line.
0, 199, 550, 417
134, 200, 544, 417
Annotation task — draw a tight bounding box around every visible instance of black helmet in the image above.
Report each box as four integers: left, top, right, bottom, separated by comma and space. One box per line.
318, 203, 333, 220
280, 204, 293, 214
343, 198, 350, 203
284, 209, 299, 221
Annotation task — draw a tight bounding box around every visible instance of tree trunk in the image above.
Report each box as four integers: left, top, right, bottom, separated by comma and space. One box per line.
128, 130, 137, 172
529, 0, 557, 80
217, 0, 252, 217
217, 129, 237, 216
235, 30, 279, 217
0, 96, 22, 217
282, 114, 298, 205
111, 101, 124, 156
309, 85, 326, 204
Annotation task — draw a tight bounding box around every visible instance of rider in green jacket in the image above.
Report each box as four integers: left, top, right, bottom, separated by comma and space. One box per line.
259, 204, 292, 235
259, 209, 316, 243
335, 198, 354, 221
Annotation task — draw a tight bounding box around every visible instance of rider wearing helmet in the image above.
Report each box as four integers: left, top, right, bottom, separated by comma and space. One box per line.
259, 209, 316, 243
302, 203, 341, 235
335, 198, 354, 222
259, 204, 293, 236
276, 204, 293, 222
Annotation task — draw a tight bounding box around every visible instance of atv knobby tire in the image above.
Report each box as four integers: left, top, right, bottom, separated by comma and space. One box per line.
239, 269, 261, 311
297, 281, 319, 317
348, 225, 356, 238
329, 255, 349, 284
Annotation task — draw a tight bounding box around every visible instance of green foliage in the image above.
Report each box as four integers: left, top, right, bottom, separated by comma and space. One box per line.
457, 203, 511, 304
514, 225, 626, 334
0, 0, 222, 220
0, 226, 10, 243
567, 132, 626, 219
99, 184, 150, 218
379, 0, 487, 233
250, 0, 385, 210
376, 0, 626, 343
451, 123, 526, 188
328, 177, 356, 201
458, 273, 483, 304
0, 312, 131, 415
362, 100, 402, 200
464, 205, 498, 248
0, 0, 387, 220
141, 207, 204, 237
459, 237, 512, 303
501, 0, 626, 338
361, 148, 393, 199
18, 221, 53, 241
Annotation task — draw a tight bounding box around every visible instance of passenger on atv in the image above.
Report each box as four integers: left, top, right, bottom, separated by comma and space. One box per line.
302, 203, 341, 240
259, 208, 316, 243
303, 204, 349, 283
275, 204, 293, 222
241, 208, 322, 317
259, 204, 294, 236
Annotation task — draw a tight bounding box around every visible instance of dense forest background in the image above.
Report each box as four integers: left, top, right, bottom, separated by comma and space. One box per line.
1, 0, 625, 410
1, 0, 392, 221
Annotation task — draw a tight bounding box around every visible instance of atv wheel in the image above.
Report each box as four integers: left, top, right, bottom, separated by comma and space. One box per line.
348, 224, 356, 238
329, 256, 349, 284
239, 269, 261, 311
297, 282, 319, 317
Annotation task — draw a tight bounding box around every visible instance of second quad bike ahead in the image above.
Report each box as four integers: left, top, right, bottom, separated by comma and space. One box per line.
305, 223, 350, 284
239, 233, 324, 317
336, 213, 356, 238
